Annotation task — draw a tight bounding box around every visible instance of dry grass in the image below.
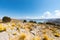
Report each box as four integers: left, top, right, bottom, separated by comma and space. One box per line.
0, 19, 60, 40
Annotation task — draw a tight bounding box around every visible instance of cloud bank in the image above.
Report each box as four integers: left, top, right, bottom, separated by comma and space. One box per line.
41, 10, 60, 19
20, 10, 60, 19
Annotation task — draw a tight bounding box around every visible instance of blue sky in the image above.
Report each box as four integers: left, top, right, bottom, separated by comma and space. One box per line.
0, 0, 60, 19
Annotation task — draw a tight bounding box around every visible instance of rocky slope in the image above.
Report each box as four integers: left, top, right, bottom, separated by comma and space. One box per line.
46, 19, 60, 26
0, 21, 60, 40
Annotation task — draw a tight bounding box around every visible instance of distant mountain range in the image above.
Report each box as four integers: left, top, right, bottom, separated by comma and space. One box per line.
45, 18, 60, 25
20, 19, 60, 25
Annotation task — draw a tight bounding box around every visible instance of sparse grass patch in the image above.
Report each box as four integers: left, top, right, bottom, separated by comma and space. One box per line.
0, 24, 6, 32
19, 33, 26, 40
32, 36, 40, 40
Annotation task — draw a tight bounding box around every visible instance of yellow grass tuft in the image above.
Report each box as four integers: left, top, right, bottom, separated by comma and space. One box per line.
32, 36, 40, 40
43, 34, 53, 40
19, 33, 26, 40
11, 23, 16, 27
54, 32, 60, 37
0, 24, 6, 32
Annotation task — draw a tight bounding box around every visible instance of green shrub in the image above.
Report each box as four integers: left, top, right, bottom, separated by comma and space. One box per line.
23, 20, 27, 23
33, 21, 37, 23
46, 22, 55, 25
2, 16, 11, 22
29, 20, 36, 23
38, 22, 43, 24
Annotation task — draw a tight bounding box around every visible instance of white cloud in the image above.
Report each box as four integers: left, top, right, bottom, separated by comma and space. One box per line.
54, 10, 60, 17
21, 16, 41, 19
41, 11, 52, 19
19, 10, 60, 19
41, 10, 60, 19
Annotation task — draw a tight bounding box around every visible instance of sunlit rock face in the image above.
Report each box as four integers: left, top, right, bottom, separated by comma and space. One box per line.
0, 32, 9, 40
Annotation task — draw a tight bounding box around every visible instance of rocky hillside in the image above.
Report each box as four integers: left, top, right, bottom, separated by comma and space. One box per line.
46, 19, 60, 26
0, 20, 60, 40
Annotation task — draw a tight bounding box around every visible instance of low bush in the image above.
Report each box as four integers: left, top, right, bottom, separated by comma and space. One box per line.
46, 22, 55, 25
23, 20, 27, 23
29, 20, 36, 23
2, 16, 11, 22
38, 22, 43, 24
